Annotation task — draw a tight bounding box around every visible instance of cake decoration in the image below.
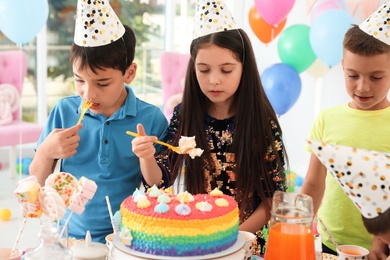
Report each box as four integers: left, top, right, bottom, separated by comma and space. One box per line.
175, 200, 192, 216
113, 210, 122, 231
148, 185, 163, 198
157, 193, 171, 203
137, 198, 151, 209
215, 198, 229, 207
176, 191, 194, 203
154, 201, 170, 214
119, 190, 239, 256
120, 226, 133, 246
196, 201, 213, 212
133, 192, 147, 203
132, 188, 141, 197
210, 187, 224, 197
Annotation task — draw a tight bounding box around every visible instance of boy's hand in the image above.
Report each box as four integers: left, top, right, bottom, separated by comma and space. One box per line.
39, 124, 82, 159
131, 123, 157, 160
369, 249, 388, 260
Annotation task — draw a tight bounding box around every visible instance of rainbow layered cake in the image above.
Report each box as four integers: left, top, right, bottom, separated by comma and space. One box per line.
119, 186, 239, 257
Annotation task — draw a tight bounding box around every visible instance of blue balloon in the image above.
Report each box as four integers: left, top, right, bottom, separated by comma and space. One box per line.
295, 176, 304, 187
261, 63, 302, 116
0, 0, 49, 45
309, 9, 355, 67
22, 157, 32, 165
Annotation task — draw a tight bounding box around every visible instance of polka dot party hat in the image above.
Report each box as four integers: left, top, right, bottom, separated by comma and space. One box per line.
74, 0, 125, 47
193, 0, 240, 40
308, 139, 390, 219
359, 2, 390, 46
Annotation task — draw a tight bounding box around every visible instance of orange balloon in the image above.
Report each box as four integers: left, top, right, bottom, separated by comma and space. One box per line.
248, 5, 287, 44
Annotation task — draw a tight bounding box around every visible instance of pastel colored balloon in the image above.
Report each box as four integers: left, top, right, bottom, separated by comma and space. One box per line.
254, 0, 296, 26
277, 24, 316, 73
306, 59, 331, 79
310, 0, 349, 24
248, 5, 286, 44
261, 63, 302, 116
309, 9, 355, 67
0, 0, 49, 45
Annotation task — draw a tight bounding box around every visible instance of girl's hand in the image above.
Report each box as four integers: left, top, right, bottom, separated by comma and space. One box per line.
131, 123, 158, 159
39, 124, 82, 159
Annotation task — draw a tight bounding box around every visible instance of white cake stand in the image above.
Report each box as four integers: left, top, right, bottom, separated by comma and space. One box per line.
112, 233, 245, 260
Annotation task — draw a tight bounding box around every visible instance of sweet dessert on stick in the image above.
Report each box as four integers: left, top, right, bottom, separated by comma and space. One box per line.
39, 186, 66, 222
14, 176, 42, 218
45, 172, 79, 206
69, 177, 97, 215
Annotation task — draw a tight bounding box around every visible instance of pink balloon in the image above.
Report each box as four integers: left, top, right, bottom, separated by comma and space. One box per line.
311, 0, 349, 24
255, 0, 296, 26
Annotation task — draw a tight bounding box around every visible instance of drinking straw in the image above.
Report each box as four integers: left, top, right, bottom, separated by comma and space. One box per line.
318, 217, 340, 252
105, 196, 119, 234
59, 211, 73, 240
10, 217, 26, 257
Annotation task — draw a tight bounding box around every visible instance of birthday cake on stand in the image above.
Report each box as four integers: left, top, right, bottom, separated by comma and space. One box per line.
112, 186, 244, 259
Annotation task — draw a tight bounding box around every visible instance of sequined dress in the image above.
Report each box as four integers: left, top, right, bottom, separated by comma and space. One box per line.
145, 106, 287, 255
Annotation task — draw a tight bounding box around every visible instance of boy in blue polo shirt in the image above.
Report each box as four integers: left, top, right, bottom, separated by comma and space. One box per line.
29, 0, 167, 243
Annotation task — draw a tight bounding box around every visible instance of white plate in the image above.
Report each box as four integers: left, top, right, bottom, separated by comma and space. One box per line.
113, 232, 245, 260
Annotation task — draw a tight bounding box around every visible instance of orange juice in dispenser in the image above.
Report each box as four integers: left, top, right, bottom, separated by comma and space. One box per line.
264, 191, 315, 260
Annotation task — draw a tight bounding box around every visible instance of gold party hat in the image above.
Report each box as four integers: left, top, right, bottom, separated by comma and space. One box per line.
359, 2, 390, 46
308, 139, 390, 219
74, 0, 125, 47
193, 0, 240, 39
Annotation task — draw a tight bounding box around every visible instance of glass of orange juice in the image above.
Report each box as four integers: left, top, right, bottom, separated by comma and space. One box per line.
264, 191, 315, 260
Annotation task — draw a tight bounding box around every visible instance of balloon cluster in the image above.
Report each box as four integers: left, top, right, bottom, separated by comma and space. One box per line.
249, 0, 356, 116
0, 0, 49, 45
286, 172, 304, 193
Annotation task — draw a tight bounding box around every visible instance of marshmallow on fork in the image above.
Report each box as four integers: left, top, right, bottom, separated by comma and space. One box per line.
68, 177, 97, 214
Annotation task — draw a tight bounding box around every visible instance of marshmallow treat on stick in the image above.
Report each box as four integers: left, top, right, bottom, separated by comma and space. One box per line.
69, 177, 98, 215
45, 172, 79, 206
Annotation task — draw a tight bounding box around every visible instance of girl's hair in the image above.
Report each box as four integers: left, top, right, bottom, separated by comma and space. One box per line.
170, 29, 287, 213
343, 24, 390, 56
69, 25, 136, 74
362, 210, 390, 235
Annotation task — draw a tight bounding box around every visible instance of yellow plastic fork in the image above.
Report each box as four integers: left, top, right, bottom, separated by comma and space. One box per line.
77, 100, 93, 125
126, 131, 181, 154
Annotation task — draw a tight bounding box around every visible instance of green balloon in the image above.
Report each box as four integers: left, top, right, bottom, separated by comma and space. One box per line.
277, 24, 316, 73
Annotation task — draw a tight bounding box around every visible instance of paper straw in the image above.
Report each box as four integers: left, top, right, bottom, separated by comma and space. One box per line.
10, 217, 26, 257
318, 217, 340, 252
105, 196, 118, 234
59, 211, 73, 240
